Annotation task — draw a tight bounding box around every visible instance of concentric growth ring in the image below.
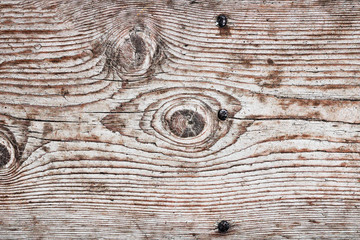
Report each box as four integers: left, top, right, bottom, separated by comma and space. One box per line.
102, 87, 243, 158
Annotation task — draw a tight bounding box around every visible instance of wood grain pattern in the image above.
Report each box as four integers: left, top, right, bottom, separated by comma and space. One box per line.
1, 0, 360, 239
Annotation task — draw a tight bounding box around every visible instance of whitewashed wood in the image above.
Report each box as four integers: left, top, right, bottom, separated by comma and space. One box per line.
1, 0, 360, 239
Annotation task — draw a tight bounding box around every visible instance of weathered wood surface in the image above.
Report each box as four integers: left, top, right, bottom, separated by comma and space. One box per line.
1, 0, 360, 239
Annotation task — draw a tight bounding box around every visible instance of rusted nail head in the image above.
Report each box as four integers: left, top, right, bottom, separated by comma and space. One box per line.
217, 15, 227, 28
218, 109, 228, 121
218, 220, 230, 233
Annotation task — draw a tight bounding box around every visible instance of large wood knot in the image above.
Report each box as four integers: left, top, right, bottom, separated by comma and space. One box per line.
101, 87, 245, 158
168, 110, 205, 138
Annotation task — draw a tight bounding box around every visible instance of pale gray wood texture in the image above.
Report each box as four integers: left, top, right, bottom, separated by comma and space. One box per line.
1, 0, 360, 239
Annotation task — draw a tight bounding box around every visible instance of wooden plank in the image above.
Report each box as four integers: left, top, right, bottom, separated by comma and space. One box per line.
1, 0, 360, 239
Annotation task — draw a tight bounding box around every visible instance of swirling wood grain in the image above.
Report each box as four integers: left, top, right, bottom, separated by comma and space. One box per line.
1, 0, 360, 239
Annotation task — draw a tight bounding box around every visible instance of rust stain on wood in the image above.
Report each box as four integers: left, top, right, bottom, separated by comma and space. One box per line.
219, 25, 231, 37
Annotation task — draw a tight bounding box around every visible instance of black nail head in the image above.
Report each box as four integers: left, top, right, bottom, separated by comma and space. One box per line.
217, 14, 227, 28
218, 109, 228, 121
218, 220, 230, 233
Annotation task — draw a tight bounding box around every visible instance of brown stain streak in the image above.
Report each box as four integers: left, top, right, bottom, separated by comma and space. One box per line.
0, 30, 62, 35
0, 51, 91, 67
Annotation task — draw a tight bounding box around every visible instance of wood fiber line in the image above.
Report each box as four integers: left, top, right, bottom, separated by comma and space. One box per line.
1, 0, 360, 239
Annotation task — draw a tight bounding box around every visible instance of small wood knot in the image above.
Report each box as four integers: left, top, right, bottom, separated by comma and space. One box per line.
119, 32, 147, 72
267, 58, 274, 65
218, 109, 228, 121
169, 109, 205, 138
216, 14, 227, 28
0, 143, 10, 168
0, 132, 17, 169
101, 24, 165, 84
217, 220, 230, 233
